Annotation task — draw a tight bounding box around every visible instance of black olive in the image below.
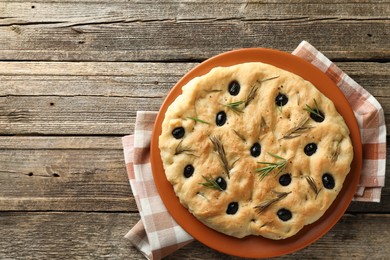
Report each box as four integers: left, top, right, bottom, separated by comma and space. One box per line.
250, 143, 261, 157
172, 127, 185, 139
277, 208, 292, 221
279, 174, 292, 186
304, 143, 317, 156
228, 80, 240, 96
216, 111, 227, 126
275, 93, 288, 106
310, 111, 325, 122
322, 173, 335, 189
183, 165, 194, 178
216, 177, 227, 190
226, 202, 239, 215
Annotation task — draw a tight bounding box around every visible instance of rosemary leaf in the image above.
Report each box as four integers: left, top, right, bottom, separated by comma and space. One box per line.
314, 98, 320, 112
245, 76, 279, 107
199, 175, 223, 191
305, 176, 321, 199
257, 75, 280, 84
304, 98, 324, 119
255, 152, 288, 180
209, 135, 230, 178
331, 140, 341, 163
187, 116, 210, 125
232, 157, 240, 167
267, 152, 286, 161
245, 85, 258, 107
175, 140, 197, 156
233, 129, 246, 141
256, 165, 276, 179
254, 191, 291, 214
204, 89, 222, 93
224, 101, 245, 114
281, 117, 313, 139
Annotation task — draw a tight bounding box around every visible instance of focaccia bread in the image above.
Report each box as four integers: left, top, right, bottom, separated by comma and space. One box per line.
158, 62, 353, 239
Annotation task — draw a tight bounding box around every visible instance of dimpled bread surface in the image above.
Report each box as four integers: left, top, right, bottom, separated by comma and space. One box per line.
158, 62, 353, 239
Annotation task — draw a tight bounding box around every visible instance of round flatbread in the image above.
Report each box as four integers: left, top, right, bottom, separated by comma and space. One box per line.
159, 62, 353, 239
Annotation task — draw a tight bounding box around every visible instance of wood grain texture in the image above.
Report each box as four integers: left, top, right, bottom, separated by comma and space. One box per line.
2, 0, 390, 23
0, 212, 389, 259
0, 1, 389, 61
0, 212, 138, 259
0, 62, 389, 135
0, 136, 136, 212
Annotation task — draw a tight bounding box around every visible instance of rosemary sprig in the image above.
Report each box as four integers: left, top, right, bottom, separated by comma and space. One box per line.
245, 85, 258, 107
281, 117, 313, 139
187, 116, 210, 124
245, 76, 279, 107
175, 140, 197, 156
199, 175, 223, 191
209, 135, 230, 178
331, 140, 341, 163
255, 152, 288, 180
224, 101, 245, 114
232, 157, 240, 168
305, 176, 321, 199
204, 89, 222, 93
233, 129, 246, 141
304, 98, 324, 119
257, 75, 280, 84
254, 191, 291, 214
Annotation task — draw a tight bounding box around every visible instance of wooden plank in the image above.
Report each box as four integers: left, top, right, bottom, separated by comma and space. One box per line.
2, 94, 390, 135
0, 136, 388, 212
0, 95, 154, 135
0, 136, 121, 149
0, 62, 389, 135
0, 212, 389, 259
0, 0, 389, 61
337, 62, 390, 97
0, 61, 197, 76
1, 21, 388, 61
2, 1, 389, 25
0, 136, 137, 212
0, 212, 139, 259
0, 61, 388, 96
0, 62, 196, 97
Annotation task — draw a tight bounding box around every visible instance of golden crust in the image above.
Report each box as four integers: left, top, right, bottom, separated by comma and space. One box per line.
159, 62, 353, 239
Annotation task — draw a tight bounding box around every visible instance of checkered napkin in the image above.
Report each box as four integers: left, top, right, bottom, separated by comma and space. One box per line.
122, 112, 193, 260
122, 41, 386, 259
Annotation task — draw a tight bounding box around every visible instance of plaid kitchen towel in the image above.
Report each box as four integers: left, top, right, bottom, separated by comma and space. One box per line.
122, 41, 386, 259
122, 112, 193, 260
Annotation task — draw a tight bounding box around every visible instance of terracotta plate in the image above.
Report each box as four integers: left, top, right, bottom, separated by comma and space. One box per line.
150, 48, 362, 258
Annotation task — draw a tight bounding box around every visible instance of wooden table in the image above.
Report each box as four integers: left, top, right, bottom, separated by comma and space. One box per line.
0, 1, 389, 259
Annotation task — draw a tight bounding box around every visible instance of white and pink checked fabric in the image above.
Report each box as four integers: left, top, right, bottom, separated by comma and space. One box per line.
122, 111, 193, 260
122, 41, 386, 259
